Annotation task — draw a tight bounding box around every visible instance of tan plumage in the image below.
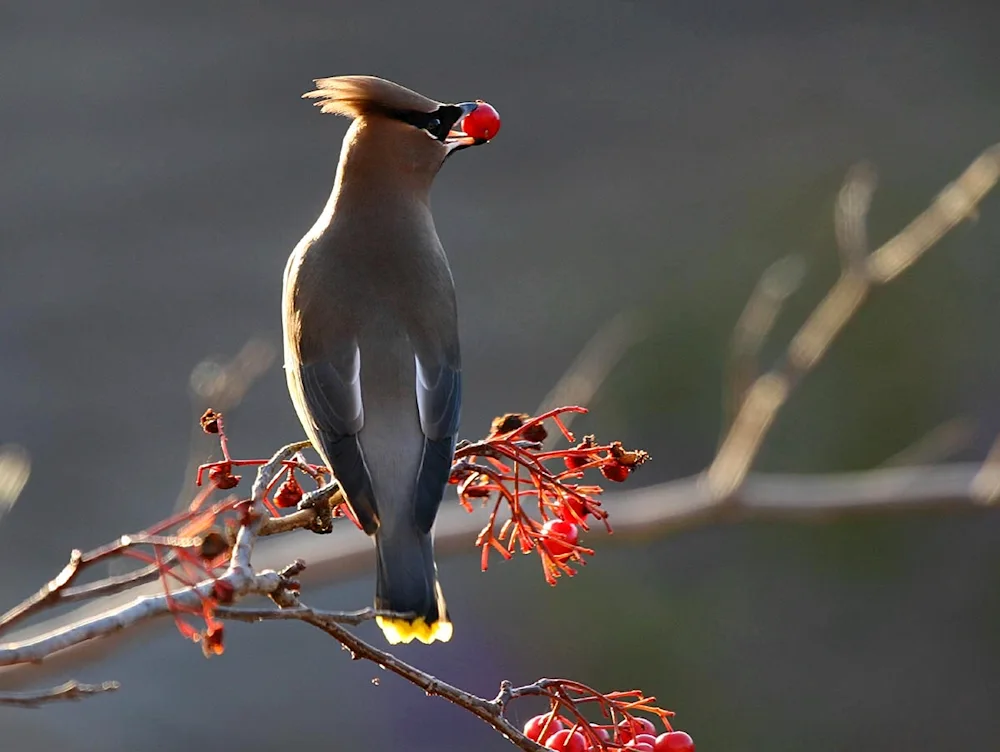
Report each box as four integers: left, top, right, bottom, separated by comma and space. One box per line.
282, 76, 495, 645
303, 75, 439, 119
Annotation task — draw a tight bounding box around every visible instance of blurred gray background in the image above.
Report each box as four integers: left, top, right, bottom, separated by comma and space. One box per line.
2, 2, 1000, 750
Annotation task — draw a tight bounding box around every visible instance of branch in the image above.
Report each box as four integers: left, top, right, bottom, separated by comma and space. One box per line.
708, 144, 1000, 499
220, 602, 549, 752
0, 461, 987, 690
0, 680, 120, 708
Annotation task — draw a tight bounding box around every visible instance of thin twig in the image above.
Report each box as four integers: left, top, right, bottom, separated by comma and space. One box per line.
835, 161, 877, 271
972, 433, 1000, 504
724, 254, 806, 434
708, 144, 1000, 499
0, 443, 307, 668
0, 443, 30, 524
0, 680, 120, 707
879, 417, 975, 468
216, 605, 397, 627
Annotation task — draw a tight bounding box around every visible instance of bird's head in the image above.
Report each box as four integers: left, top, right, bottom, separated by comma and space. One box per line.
304, 75, 500, 187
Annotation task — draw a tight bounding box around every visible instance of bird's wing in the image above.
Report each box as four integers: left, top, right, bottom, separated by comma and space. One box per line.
412, 355, 462, 533
299, 345, 379, 533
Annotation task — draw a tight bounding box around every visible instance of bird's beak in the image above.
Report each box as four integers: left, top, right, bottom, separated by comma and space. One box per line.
444, 102, 489, 152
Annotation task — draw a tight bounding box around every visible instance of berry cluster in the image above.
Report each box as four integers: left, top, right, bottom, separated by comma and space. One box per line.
450, 407, 649, 584
182, 407, 651, 652
196, 409, 329, 518
506, 679, 685, 752
524, 713, 695, 751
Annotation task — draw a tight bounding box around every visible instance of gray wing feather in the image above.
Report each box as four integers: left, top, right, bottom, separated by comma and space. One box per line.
412, 355, 462, 532
414, 357, 461, 440
300, 346, 364, 436
299, 346, 379, 533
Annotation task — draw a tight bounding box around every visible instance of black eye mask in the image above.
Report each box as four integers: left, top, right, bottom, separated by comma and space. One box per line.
391, 105, 464, 142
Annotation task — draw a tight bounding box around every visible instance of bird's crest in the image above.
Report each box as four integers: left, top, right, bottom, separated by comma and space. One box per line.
303, 75, 439, 119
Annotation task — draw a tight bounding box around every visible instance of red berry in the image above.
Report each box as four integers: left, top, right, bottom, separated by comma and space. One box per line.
524, 715, 565, 742
541, 519, 579, 557
522, 422, 548, 443
564, 435, 597, 472
201, 623, 224, 657
625, 742, 654, 752
600, 461, 631, 483
558, 496, 589, 521
461, 481, 492, 499
461, 101, 501, 141
199, 408, 221, 434
593, 727, 611, 742
629, 734, 658, 751
654, 731, 695, 752
208, 466, 240, 489
273, 477, 303, 508
544, 729, 587, 752
617, 718, 657, 743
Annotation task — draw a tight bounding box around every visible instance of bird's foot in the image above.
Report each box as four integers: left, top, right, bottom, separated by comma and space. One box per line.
298, 482, 339, 534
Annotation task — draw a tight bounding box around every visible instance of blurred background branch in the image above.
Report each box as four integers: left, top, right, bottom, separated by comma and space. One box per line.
0, 445, 31, 527
707, 144, 1000, 499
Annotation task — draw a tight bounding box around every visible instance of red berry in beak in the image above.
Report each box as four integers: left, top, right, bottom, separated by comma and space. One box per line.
461, 101, 501, 141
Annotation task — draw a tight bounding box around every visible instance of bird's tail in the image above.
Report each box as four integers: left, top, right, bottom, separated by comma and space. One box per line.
373, 523, 451, 645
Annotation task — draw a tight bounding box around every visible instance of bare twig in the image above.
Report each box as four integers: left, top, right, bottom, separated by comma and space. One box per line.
0, 680, 119, 707
0, 442, 308, 667
216, 605, 397, 626
175, 337, 277, 513
0, 547, 181, 636
0, 443, 30, 524
879, 417, 976, 468
708, 144, 1000, 499
0, 568, 286, 668
724, 254, 806, 433
972, 433, 1000, 504
835, 161, 877, 271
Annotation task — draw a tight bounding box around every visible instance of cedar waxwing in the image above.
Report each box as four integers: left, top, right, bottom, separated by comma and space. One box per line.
282, 76, 498, 645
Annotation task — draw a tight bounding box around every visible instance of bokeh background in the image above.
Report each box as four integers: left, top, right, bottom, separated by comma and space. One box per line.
2, 2, 1000, 750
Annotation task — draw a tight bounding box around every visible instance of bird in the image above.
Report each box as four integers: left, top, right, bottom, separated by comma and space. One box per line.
281, 76, 499, 645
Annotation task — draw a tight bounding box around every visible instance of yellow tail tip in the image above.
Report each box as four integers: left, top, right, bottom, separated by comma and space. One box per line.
376, 616, 453, 645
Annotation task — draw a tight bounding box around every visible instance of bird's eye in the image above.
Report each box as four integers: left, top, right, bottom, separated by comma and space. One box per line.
425, 118, 441, 133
